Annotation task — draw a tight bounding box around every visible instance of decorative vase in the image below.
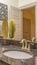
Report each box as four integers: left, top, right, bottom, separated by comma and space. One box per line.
9, 20, 15, 39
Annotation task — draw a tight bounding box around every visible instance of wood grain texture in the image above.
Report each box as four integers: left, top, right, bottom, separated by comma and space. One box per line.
22, 6, 35, 40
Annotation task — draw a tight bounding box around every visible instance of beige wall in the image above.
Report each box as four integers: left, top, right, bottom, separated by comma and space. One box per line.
10, 7, 22, 40
18, 0, 37, 7
35, 5, 37, 41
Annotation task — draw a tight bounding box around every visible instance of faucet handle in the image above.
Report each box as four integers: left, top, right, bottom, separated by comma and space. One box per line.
20, 39, 25, 49
27, 44, 30, 50
20, 39, 25, 43
20, 39, 28, 49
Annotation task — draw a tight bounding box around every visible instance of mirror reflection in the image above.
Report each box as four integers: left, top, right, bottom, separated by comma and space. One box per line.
0, 3, 36, 42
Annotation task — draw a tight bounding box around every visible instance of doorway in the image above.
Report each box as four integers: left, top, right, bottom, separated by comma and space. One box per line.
23, 18, 31, 40
22, 6, 35, 40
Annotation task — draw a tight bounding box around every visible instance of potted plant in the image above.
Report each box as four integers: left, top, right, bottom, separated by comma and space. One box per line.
9, 20, 15, 39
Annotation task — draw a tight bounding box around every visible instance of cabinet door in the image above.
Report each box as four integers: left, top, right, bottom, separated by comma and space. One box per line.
23, 18, 31, 40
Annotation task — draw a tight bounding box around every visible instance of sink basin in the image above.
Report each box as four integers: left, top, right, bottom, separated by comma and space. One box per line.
3, 51, 33, 59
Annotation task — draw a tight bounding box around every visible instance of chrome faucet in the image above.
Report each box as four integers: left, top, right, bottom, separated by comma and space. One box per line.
21, 39, 27, 49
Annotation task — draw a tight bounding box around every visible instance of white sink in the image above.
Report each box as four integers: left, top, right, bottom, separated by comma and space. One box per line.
3, 51, 33, 59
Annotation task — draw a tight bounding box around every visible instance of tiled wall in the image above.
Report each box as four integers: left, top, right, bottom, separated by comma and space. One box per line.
10, 6, 23, 40
0, 3, 8, 20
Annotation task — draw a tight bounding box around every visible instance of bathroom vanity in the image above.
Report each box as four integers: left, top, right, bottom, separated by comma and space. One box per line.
0, 39, 37, 65
0, 44, 35, 65
3, 50, 34, 65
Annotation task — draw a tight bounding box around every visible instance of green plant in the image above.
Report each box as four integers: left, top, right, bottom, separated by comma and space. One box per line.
9, 20, 15, 38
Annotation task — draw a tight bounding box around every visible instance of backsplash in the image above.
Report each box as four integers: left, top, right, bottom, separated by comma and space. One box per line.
0, 38, 21, 46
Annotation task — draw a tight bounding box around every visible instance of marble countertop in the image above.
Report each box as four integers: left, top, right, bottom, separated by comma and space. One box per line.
0, 44, 36, 65
0, 38, 37, 65
1, 45, 35, 65
0, 44, 37, 56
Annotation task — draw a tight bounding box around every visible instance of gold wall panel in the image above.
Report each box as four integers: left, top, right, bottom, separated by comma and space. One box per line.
2, 19, 8, 39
